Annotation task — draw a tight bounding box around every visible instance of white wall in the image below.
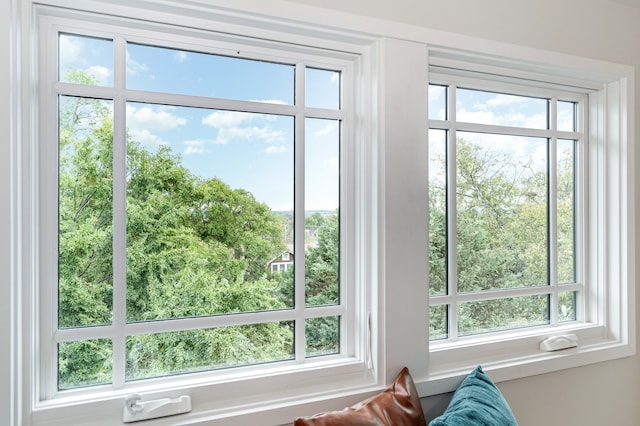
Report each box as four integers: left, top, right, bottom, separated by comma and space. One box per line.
280, 0, 640, 424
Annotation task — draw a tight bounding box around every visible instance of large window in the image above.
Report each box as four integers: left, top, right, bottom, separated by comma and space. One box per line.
428, 78, 585, 341
425, 51, 634, 391
36, 5, 371, 414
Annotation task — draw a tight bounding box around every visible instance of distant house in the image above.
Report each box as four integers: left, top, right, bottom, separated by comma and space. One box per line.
268, 250, 294, 273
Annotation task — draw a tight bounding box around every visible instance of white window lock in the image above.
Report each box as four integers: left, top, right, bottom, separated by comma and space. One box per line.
123, 394, 191, 423
539, 334, 578, 352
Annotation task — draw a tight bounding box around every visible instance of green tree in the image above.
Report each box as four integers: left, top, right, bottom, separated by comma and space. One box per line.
429, 138, 574, 338
305, 212, 339, 306
58, 70, 292, 387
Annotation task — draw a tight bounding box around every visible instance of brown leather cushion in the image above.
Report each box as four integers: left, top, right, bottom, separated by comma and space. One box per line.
294, 367, 426, 425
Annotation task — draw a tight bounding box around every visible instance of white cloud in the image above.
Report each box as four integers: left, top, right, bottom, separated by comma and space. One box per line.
485, 93, 524, 108
457, 91, 547, 129
202, 110, 252, 128
126, 50, 149, 76
129, 129, 168, 150
314, 122, 338, 137
557, 109, 575, 131
173, 51, 189, 63
183, 140, 210, 155
265, 145, 286, 153
202, 110, 286, 145
429, 85, 444, 98
222, 126, 285, 144
457, 109, 497, 125
59, 34, 83, 66
85, 65, 111, 85
126, 104, 187, 131
457, 108, 546, 129
126, 104, 187, 150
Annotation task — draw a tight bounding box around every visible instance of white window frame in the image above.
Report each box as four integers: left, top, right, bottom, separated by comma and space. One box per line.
428, 74, 587, 342
21, 2, 384, 425
42, 12, 358, 399
421, 48, 635, 395
5, 0, 634, 425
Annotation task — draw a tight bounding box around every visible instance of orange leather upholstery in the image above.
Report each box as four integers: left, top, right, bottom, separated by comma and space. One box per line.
294, 367, 426, 426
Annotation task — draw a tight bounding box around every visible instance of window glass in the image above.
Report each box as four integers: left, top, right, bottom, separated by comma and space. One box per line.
456, 132, 548, 291
125, 102, 294, 321
58, 339, 112, 390
429, 305, 448, 340
456, 88, 548, 129
559, 291, 577, 322
557, 139, 576, 284
126, 43, 295, 104
428, 84, 447, 120
306, 316, 340, 357
305, 118, 340, 307
58, 95, 113, 328
557, 101, 576, 132
126, 323, 294, 381
459, 295, 549, 336
306, 68, 340, 109
428, 128, 447, 297
54, 30, 346, 392
429, 83, 580, 341
59, 34, 114, 87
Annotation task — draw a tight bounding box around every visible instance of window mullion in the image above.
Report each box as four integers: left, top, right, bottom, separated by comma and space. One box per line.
294, 62, 306, 362
446, 84, 459, 341
548, 98, 559, 326
111, 35, 127, 389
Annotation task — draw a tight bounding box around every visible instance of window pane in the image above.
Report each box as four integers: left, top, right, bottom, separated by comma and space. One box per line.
459, 295, 549, 335
456, 88, 548, 129
557, 101, 576, 131
559, 291, 577, 322
305, 118, 340, 306
125, 103, 294, 321
59, 34, 113, 87
306, 68, 340, 109
429, 84, 447, 120
126, 43, 294, 104
126, 323, 294, 380
429, 304, 448, 340
58, 96, 113, 328
306, 316, 340, 356
558, 139, 576, 283
428, 129, 447, 296
58, 339, 112, 390
456, 132, 548, 291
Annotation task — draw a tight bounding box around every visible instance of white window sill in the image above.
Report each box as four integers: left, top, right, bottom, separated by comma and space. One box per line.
420, 323, 635, 396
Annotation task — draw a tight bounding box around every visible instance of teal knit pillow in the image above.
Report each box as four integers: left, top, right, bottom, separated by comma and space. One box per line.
429, 366, 518, 426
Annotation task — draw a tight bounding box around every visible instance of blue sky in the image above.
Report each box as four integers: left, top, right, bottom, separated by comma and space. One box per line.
59, 34, 576, 212
59, 34, 340, 212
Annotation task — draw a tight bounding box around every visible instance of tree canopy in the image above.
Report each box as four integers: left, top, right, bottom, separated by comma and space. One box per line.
428, 137, 576, 338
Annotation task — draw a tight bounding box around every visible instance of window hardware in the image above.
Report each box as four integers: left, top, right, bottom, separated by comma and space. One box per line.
123, 394, 191, 423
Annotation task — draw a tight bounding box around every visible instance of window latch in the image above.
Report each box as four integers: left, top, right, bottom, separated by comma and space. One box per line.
123, 393, 191, 423
539, 334, 578, 352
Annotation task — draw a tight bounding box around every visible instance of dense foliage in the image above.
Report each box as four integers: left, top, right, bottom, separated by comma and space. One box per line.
58, 71, 576, 389
57, 72, 339, 388
428, 138, 576, 338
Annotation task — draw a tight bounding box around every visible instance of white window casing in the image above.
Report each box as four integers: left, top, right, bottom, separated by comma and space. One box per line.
27, 2, 382, 425
423, 48, 635, 395
4, 0, 634, 425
